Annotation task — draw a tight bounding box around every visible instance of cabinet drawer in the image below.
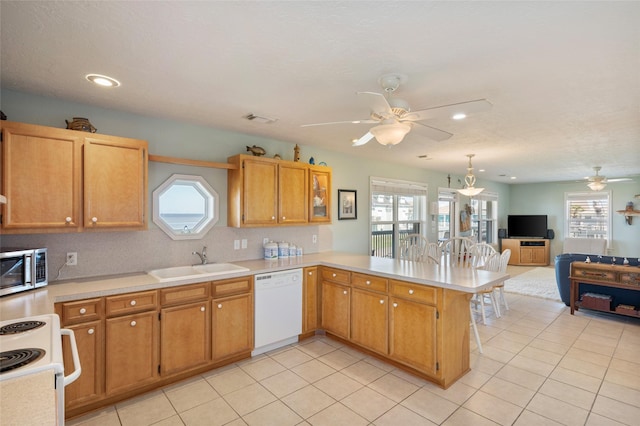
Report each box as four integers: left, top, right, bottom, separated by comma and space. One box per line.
390, 280, 437, 305
213, 277, 252, 298
572, 266, 617, 283
620, 271, 640, 287
106, 290, 158, 317
160, 283, 209, 306
352, 273, 387, 293
321, 267, 351, 285
59, 298, 104, 324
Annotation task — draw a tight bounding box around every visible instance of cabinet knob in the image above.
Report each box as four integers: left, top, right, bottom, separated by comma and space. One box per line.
366, 280, 371, 285
65, 217, 72, 223
393, 303, 398, 308
308, 271, 313, 276
200, 306, 205, 312
130, 321, 137, 327
343, 290, 348, 295
271, 216, 276, 220
332, 273, 337, 277
79, 308, 87, 315
218, 303, 223, 309
379, 300, 384, 304
282, 216, 286, 220
408, 289, 414, 295
87, 328, 94, 335
91, 217, 98, 223
130, 300, 137, 306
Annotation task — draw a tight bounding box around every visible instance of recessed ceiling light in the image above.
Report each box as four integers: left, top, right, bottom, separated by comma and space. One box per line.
478, 168, 485, 173
510, 176, 517, 180
452, 113, 466, 120
86, 74, 120, 87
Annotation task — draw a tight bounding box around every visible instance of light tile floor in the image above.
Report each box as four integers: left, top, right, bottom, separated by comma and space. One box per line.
68, 292, 640, 426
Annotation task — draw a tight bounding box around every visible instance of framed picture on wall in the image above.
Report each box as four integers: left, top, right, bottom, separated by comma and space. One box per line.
338, 189, 357, 220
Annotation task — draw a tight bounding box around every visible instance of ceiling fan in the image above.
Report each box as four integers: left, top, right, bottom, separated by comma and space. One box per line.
585, 166, 632, 190
301, 73, 492, 147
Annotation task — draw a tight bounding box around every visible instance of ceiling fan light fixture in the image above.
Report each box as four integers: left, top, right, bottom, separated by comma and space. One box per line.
370, 122, 411, 146
456, 154, 485, 197
587, 181, 607, 191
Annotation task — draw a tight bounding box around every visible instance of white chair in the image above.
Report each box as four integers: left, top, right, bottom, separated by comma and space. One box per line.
470, 304, 483, 354
473, 252, 502, 324
441, 237, 475, 268
426, 242, 442, 262
471, 243, 497, 269
399, 234, 429, 261
493, 249, 512, 314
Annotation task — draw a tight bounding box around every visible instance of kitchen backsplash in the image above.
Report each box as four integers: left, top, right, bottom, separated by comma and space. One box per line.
1, 226, 332, 282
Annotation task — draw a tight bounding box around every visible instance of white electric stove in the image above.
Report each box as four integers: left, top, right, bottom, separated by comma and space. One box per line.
0, 314, 81, 425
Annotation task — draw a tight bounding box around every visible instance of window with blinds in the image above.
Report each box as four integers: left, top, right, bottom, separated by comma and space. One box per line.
370, 177, 428, 258
565, 191, 611, 242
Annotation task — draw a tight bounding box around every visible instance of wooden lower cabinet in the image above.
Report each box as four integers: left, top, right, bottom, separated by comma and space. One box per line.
212, 293, 253, 361
62, 320, 104, 409
321, 281, 350, 339
389, 297, 437, 375
302, 267, 319, 333
160, 301, 211, 375
105, 311, 159, 395
351, 288, 388, 354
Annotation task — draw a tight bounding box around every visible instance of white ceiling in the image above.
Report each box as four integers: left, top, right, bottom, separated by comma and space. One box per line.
1, 1, 639, 184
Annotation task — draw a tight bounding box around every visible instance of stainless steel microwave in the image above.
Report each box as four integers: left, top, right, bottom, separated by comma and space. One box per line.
0, 248, 48, 297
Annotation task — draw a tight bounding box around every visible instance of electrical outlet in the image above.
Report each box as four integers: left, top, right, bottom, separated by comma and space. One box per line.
312, 235, 318, 244
263, 237, 270, 245
234, 240, 240, 250
241, 239, 247, 249
66, 252, 77, 266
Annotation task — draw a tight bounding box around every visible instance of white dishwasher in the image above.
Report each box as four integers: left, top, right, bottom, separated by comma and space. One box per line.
253, 268, 303, 356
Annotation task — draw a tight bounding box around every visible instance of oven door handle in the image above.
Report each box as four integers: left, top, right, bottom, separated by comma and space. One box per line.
61, 328, 82, 386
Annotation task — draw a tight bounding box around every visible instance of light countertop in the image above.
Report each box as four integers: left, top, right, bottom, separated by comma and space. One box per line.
0, 252, 509, 321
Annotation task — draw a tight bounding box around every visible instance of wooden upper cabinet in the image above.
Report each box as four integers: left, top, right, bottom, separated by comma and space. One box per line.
84, 135, 147, 229
309, 165, 331, 223
279, 162, 308, 224
227, 154, 330, 228
0, 121, 148, 233
1, 121, 82, 231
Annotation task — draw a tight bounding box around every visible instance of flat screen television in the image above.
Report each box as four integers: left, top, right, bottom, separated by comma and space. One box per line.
507, 215, 548, 238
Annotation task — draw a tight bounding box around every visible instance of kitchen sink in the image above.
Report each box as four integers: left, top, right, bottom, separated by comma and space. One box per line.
148, 263, 250, 282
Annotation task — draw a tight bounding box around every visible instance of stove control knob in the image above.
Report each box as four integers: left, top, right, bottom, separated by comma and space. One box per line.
79, 308, 87, 315
130, 300, 137, 306
88, 328, 94, 335
130, 321, 137, 327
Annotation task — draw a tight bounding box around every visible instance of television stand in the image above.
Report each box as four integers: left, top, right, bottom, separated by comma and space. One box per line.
502, 238, 550, 266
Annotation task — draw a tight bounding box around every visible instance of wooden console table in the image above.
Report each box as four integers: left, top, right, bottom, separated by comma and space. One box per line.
570, 261, 640, 316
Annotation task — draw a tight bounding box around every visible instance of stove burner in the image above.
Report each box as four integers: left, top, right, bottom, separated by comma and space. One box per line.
0, 320, 46, 335
0, 348, 46, 373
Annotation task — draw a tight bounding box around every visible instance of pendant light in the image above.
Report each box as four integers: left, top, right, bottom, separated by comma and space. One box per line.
457, 154, 484, 197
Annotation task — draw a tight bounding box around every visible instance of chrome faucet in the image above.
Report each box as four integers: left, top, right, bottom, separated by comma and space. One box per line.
192, 246, 208, 265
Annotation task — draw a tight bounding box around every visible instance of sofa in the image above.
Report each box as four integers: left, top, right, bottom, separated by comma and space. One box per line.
555, 253, 640, 307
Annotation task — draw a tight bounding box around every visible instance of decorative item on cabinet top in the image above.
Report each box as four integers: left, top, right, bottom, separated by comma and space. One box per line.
246, 145, 266, 156
65, 117, 97, 133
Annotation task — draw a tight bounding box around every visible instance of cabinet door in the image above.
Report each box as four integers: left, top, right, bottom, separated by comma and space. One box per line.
62, 320, 104, 408
309, 166, 331, 223
321, 281, 350, 339
351, 288, 388, 354
212, 294, 253, 361
303, 267, 319, 332
532, 248, 546, 264
389, 297, 437, 375
242, 159, 278, 225
1, 122, 82, 231
105, 311, 158, 395
279, 162, 308, 224
84, 136, 147, 229
160, 302, 210, 376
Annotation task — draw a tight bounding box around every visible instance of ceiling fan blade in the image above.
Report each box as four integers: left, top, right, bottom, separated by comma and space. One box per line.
352, 132, 374, 147
403, 99, 492, 122
301, 119, 378, 127
410, 122, 453, 142
356, 91, 393, 117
